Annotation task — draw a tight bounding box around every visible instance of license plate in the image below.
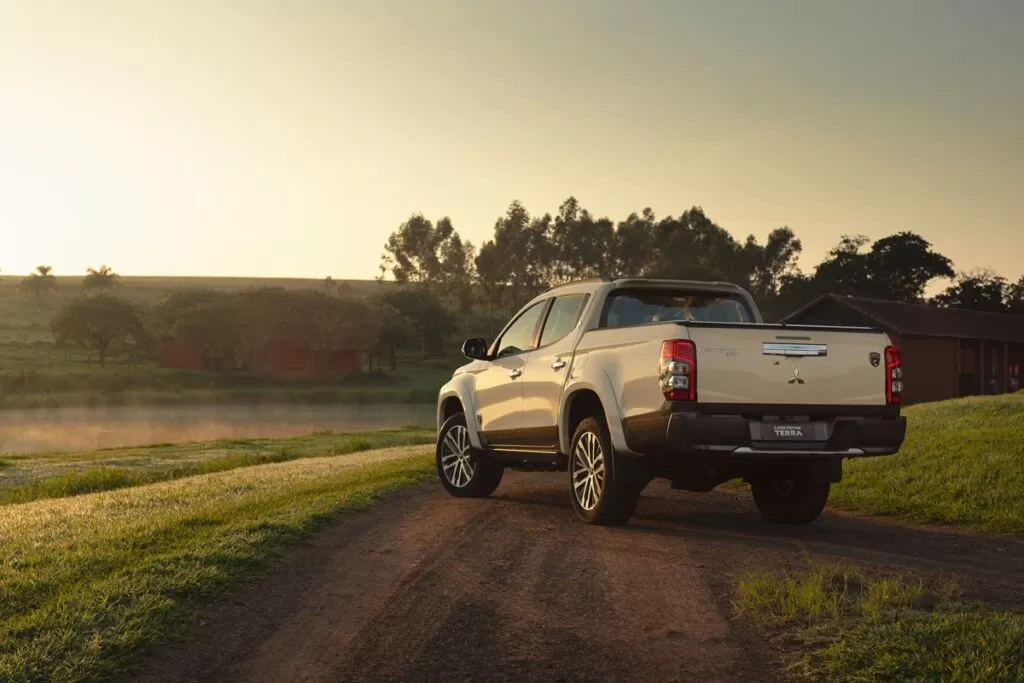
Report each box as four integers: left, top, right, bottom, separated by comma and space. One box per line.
750, 422, 821, 441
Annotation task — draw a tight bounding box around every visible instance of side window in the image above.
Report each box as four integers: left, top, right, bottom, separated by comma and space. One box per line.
495, 301, 548, 358
538, 294, 588, 347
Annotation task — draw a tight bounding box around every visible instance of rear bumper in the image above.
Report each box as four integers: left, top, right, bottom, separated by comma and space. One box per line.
623, 404, 906, 458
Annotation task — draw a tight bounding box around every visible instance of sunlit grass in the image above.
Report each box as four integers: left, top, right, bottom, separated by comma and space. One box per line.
832, 392, 1024, 534
736, 563, 1024, 682
0, 449, 435, 683
0, 428, 434, 504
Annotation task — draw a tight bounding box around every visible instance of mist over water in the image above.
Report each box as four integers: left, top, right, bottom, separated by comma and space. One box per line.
0, 404, 436, 454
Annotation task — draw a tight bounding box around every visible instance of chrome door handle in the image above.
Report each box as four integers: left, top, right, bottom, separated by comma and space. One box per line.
509, 368, 523, 379
551, 359, 567, 370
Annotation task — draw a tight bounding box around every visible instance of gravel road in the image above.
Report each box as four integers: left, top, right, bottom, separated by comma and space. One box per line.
137, 470, 1024, 683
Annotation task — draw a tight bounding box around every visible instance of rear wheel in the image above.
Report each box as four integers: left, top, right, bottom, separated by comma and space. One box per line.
750, 472, 830, 524
569, 417, 643, 525
437, 413, 503, 498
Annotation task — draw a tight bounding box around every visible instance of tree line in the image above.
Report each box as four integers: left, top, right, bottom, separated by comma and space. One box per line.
24, 266, 456, 370
380, 197, 1024, 321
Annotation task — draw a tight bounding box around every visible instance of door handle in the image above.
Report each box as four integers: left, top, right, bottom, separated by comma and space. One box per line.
551, 359, 567, 370
509, 368, 523, 379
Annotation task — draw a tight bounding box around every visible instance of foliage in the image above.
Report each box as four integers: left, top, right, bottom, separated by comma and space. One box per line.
931, 269, 1013, 313
51, 295, 148, 367
19, 265, 58, 299
377, 287, 455, 356
380, 198, 996, 323
735, 563, 1024, 683
82, 264, 120, 290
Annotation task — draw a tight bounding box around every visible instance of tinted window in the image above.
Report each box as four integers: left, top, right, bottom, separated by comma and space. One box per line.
495, 301, 548, 357
539, 294, 587, 347
602, 289, 754, 328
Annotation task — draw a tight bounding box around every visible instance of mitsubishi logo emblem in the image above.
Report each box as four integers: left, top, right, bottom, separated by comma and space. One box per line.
788, 367, 805, 384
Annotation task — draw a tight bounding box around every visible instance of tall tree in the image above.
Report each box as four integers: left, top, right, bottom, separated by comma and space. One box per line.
83, 265, 120, 291
931, 269, 1008, 313
548, 197, 615, 282
1006, 276, 1024, 315
19, 265, 58, 298
645, 207, 748, 284
615, 208, 657, 277
475, 200, 553, 311
52, 295, 146, 367
807, 232, 953, 303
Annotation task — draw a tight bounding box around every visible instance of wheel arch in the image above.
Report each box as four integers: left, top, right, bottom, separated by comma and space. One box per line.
437, 375, 485, 449
558, 378, 633, 455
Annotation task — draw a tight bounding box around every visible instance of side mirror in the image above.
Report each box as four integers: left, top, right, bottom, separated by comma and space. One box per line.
461, 337, 489, 360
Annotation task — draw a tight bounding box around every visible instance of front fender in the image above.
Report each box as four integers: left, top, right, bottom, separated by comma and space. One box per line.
437, 373, 485, 450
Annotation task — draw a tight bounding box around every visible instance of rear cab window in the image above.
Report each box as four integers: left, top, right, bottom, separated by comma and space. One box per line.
538, 294, 589, 347
600, 288, 755, 328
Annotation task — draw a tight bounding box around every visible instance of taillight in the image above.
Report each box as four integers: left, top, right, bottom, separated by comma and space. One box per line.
885, 345, 903, 404
660, 340, 696, 402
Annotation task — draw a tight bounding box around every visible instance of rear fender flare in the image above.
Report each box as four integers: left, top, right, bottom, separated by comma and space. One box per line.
558, 375, 635, 456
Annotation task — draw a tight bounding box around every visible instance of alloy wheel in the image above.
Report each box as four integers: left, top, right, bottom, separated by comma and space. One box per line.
440, 425, 475, 488
572, 431, 605, 511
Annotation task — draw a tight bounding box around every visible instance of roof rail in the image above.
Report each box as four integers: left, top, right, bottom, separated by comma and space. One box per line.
612, 277, 745, 290
547, 276, 614, 290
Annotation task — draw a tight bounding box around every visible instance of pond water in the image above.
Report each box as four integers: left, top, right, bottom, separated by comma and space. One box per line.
0, 403, 437, 454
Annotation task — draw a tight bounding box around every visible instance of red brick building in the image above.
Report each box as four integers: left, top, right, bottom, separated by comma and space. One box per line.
783, 294, 1024, 405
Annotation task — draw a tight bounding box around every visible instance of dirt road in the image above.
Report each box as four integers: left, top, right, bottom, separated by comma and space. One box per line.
137, 472, 1024, 683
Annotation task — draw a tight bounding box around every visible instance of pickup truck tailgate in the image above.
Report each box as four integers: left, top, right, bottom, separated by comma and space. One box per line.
687, 325, 889, 406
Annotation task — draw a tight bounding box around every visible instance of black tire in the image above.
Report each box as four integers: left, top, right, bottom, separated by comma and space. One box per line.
750, 473, 830, 524
436, 413, 503, 498
569, 416, 644, 525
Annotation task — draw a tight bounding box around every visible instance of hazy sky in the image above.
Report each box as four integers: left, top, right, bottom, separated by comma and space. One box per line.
2, 0, 1022, 285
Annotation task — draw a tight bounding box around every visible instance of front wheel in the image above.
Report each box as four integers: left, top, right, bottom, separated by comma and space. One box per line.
569, 417, 643, 525
437, 413, 503, 498
750, 472, 830, 524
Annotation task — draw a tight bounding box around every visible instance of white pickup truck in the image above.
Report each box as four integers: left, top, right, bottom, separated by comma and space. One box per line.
435, 278, 906, 525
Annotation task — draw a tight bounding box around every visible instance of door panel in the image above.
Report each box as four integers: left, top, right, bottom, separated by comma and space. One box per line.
474, 354, 530, 446
520, 294, 589, 451
475, 299, 551, 447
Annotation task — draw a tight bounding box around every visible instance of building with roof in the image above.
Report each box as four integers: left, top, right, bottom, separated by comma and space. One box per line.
782, 294, 1024, 405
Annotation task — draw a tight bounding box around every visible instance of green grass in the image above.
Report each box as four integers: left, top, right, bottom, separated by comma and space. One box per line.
735, 563, 1024, 682
831, 392, 1024, 534
0, 449, 435, 683
0, 428, 434, 504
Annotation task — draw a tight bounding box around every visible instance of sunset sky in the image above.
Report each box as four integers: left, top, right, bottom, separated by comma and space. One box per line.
1, 0, 1021, 286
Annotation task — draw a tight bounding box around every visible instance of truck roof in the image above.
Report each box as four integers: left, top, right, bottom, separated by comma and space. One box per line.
546, 277, 748, 294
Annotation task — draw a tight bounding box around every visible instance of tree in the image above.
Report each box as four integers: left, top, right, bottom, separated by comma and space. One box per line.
475, 200, 554, 312
19, 265, 58, 298
52, 295, 146, 367
367, 298, 415, 371
866, 232, 954, 302
379, 287, 454, 357
1006, 276, 1024, 315
83, 265, 120, 291
645, 207, 748, 284
615, 208, 657, 277
801, 232, 953, 304
931, 269, 1008, 313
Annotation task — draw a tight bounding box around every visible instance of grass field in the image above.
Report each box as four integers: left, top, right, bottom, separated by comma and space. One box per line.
832, 392, 1024, 534
735, 563, 1024, 682
0, 427, 434, 504
0, 275, 455, 408
0, 443, 435, 683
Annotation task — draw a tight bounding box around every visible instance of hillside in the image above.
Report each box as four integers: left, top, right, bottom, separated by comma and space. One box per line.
833, 392, 1024, 534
